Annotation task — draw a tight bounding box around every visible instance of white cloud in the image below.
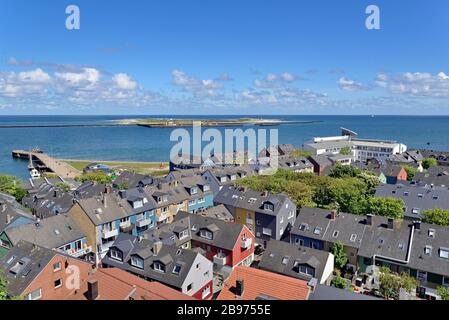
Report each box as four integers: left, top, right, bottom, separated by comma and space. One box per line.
18, 68, 51, 84
55, 68, 100, 88
338, 77, 368, 92
376, 71, 449, 97
172, 69, 223, 97
112, 73, 137, 90
254, 72, 298, 88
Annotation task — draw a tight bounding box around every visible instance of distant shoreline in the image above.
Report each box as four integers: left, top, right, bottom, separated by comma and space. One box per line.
0, 117, 322, 128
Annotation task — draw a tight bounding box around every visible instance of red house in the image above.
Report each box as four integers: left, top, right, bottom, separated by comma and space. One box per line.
176, 212, 255, 269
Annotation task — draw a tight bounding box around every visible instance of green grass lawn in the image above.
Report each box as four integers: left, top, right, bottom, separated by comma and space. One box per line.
62, 160, 169, 176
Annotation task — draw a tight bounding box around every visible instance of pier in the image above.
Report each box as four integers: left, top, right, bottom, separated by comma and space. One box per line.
12, 150, 81, 179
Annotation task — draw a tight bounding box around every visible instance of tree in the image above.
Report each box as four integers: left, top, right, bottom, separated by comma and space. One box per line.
401, 165, 417, 181
422, 208, 449, 226
422, 158, 438, 170
0, 175, 26, 202
379, 267, 417, 300
365, 197, 405, 219
329, 164, 361, 178
437, 286, 449, 300
0, 273, 8, 300
55, 182, 71, 193
339, 147, 352, 156
291, 149, 313, 158
284, 181, 315, 208
330, 241, 348, 270
76, 172, 112, 184
332, 273, 348, 289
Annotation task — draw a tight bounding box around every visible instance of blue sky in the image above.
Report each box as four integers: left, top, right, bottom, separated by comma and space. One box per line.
1, 0, 449, 115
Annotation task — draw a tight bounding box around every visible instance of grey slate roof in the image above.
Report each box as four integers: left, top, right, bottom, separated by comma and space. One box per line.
113, 171, 154, 189
102, 233, 200, 290
375, 182, 449, 219
292, 207, 366, 248
214, 186, 293, 216
0, 193, 35, 233
258, 240, 332, 282
197, 204, 234, 222
309, 284, 380, 300
413, 166, 449, 187
358, 216, 413, 263
408, 222, 449, 277
176, 211, 245, 251
76, 193, 133, 226
0, 241, 57, 297
3, 213, 86, 249
74, 181, 106, 199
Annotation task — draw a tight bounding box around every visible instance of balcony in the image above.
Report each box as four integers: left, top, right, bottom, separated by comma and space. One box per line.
157, 212, 169, 222
241, 238, 252, 249
213, 253, 227, 266
136, 218, 152, 228
102, 228, 119, 239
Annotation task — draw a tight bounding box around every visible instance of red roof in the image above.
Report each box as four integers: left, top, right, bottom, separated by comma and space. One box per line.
217, 266, 310, 300
68, 268, 194, 300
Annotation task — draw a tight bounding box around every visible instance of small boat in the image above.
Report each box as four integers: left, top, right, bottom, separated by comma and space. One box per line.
29, 167, 41, 179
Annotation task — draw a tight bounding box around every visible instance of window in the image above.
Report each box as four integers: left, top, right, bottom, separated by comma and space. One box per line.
280, 216, 284, 224
439, 248, 449, 260
110, 249, 123, 261
154, 262, 165, 272
263, 203, 274, 211
418, 194, 423, 198
288, 211, 295, 219
198, 198, 205, 204
200, 230, 213, 240
412, 208, 420, 215
188, 199, 196, 206
428, 229, 436, 238
54, 279, 62, 289
433, 195, 439, 200
299, 223, 308, 231
179, 230, 189, 240
424, 245, 432, 255
262, 228, 272, 236
313, 227, 322, 235
281, 256, 290, 265
332, 230, 339, 238
187, 283, 193, 292
202, 285, 211, 299
131, 256, 144, 269
0, 239, 10, 248
443, 277, 449, 286
172, 264, 182, 274
417, 271, 427, 282
350, 234, 357, 242
53, 262, 62, 272
190, 187, 198, 195
404, 192, 409, 196
27, 288, 42, 300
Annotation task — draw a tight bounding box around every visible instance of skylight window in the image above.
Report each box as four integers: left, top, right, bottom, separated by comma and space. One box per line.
428, 229, 436, 238
424, 245, 432, 255
172, 264, 182, 274
332, 230, 339, 238
313, 227, 322, 235
350, 234, 357, 242
299, 223, 308, 231
439, 248, 449, 260
281, 256, 290, 265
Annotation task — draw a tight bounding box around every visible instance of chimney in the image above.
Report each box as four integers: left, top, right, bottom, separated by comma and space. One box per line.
104, 186, 112, 194
87, 279, 99, 300
387, 218, 394, 230
152, 241, 163, 255
102, 194, 107, 208
6, 214, 12, 225
366, 214, 373, 226
54, 190, 58, 198
330, 210, 337, 220
261, 190, 268, 197
414, 220, 421, 230
235, 279, 244, 297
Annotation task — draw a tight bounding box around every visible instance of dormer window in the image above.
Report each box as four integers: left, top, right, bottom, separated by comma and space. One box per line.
131, 256, 144, 269
190, 187, 198, 195
230, 175, 237, 181
281, 256, 290, 265
200, 229, 213, 240
203, 185, 210, 192
179, 229, 189, 240
110, 248, 123, 261
153, 261, 166, 272
220, 177, 227, 183
172, 264, 182, 274
263, 203, 274, 211
350, 234, 357, 242
424, 245, 432, 255
433, 195, 439, 200
313, 227, 322, 235
133, 200, 143, 209
428, 229, 436, 238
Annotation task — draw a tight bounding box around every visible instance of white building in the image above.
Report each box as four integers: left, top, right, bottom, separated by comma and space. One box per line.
304, 130, 407, 162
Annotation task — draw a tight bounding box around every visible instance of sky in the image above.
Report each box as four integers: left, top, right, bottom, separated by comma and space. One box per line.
1, 0, 449, 115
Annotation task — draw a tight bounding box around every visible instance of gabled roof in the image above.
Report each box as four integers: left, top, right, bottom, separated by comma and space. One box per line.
0, 194, 35, 233
113, 171, 154, 189
68, 268, 194, 300
0, 241, 57, 296
175, 211, 246, 251
102, 233, 203, 290
258, 240, 332, 282
292, 207, 366, 248
217, 266, 310, 300
214, 186, 293, 216
76, 193, 133, 225
4, 213, 85, 249
196, 204, 234, 222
